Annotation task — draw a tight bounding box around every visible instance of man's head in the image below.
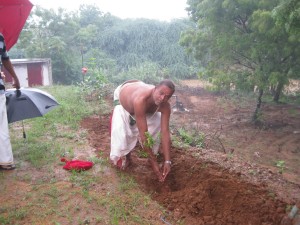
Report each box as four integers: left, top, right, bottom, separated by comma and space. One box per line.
158, 79, 175, 92
153, 79, 175, 105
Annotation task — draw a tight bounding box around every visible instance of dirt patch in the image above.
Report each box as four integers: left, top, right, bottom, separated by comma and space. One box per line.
174, 85, 300, 182
81, 92, 300, 225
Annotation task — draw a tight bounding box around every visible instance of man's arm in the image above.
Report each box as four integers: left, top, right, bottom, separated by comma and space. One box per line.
134, 97, 154, 156
159, 103, 172, 181
2, 59, 20, 89
134, 97, 164, 181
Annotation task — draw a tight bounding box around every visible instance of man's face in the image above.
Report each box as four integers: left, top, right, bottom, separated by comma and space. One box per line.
154, 85, 174, 106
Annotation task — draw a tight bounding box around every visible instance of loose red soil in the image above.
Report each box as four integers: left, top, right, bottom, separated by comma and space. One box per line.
80, 81, 300, 225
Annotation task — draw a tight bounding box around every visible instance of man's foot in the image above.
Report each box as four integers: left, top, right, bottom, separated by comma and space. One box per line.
116, 154, 131, 170
0, 164, 16, 170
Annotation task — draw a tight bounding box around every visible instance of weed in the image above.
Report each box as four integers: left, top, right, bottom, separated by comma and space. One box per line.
10, 208, 28, 220
267, 191, 276, 199
285, 204, 293, 213
95, 216, 104, 223
144, 131, 155, 148
118, 173, 137, 192
142, 195, 151, 208
201, 163, 208, 169
82, 188, 92, 202
69, 170, 95, 189
177, 127, 205, 148
171, 135, 189, 149
227, 152, 234, 159
89, 155, 106, 165
137, 149, 149, 158
109, 201, 127, 225
178, 128, 193, 145
275, 160, 286, 174
248, 169, 257, 175
0, 215, 10, 224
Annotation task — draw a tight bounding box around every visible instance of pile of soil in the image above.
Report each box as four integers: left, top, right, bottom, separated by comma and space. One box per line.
81, 81, 300, 224
81, 115, 299, 225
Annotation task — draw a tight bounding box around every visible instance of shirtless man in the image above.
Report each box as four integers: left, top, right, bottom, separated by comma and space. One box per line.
110, 79, 175, 182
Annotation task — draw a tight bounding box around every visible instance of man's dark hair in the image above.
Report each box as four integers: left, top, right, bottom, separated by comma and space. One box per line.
158, 79, 175, 92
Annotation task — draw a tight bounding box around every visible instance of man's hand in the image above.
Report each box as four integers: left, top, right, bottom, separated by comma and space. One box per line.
149, 159, 164, 182
161, 162, 171, 181
12, 79, 20, 89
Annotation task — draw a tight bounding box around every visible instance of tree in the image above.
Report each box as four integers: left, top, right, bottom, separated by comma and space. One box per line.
98, 18, 197, 78
13, 5, 197, 84
181, 0, 300, 120
272, 0, 300, 35
17, 7, 81, 84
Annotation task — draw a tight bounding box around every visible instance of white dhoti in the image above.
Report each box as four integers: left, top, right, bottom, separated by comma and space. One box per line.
110, 82, 161, 165
0, 94, 14, 165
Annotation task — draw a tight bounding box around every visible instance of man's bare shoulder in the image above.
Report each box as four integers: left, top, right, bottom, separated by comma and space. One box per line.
121, 82, 153, 97
119, 81, 154, 113
123, 81, 152, 90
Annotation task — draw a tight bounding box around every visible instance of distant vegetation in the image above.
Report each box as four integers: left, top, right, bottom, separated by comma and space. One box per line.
181, 0, 300, 119
10, 1, 300, 121
11, 5, 197, 85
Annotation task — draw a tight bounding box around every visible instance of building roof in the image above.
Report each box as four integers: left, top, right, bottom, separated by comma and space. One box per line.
11, 58, 51, 64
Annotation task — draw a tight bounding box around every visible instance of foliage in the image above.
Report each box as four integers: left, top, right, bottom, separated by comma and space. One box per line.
144, 131, 155, 149
275, 160, 286, 174
77, 56, 112, 102
111, 61, 163, 84
177, 128, 205, 148
98, 18, 198, 80
181, 0, 300, 115
13, 5, 197, 85
272, 0, 300, 34
137, 149, 149, 158
19, 7, 81, 84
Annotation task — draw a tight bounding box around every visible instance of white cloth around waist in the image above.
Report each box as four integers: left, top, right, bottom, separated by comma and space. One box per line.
110, 104, 161, 165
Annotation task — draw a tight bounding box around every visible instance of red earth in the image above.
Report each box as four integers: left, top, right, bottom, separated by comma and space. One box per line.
80, 81, 300, 225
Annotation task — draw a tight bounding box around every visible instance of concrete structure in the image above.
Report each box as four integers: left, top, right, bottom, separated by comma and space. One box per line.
1, 58, 52, 87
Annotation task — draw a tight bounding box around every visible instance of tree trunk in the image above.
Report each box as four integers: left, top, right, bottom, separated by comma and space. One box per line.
252, 88, 264, 122
273, 82, 284, 103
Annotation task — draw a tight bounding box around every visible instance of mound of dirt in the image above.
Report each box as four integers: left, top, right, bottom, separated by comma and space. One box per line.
81, 81, 300, 224
81, 114, 300, 225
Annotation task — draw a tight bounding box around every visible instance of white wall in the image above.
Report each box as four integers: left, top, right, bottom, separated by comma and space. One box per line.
14, 64, 28, 87
42, 63, 50, 86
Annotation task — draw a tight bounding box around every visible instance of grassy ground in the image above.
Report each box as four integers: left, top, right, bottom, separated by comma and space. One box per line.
0, 85, 168, 225
2, 83, 299, 224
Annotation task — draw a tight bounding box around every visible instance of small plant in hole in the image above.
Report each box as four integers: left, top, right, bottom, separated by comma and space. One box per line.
144, 131, 155, 148
275, 160, 286, 174
137, 149, 148, 158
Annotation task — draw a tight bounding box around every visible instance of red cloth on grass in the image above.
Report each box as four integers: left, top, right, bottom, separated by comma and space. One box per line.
61, 158, 93, 171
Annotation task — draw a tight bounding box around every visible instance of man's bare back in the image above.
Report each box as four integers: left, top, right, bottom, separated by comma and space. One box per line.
119, 81, 159, 115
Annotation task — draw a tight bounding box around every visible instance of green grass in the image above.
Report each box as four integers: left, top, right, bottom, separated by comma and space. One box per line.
263, 92, 300, 105
10, 85, 105, 168
2, 85, 170, 225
